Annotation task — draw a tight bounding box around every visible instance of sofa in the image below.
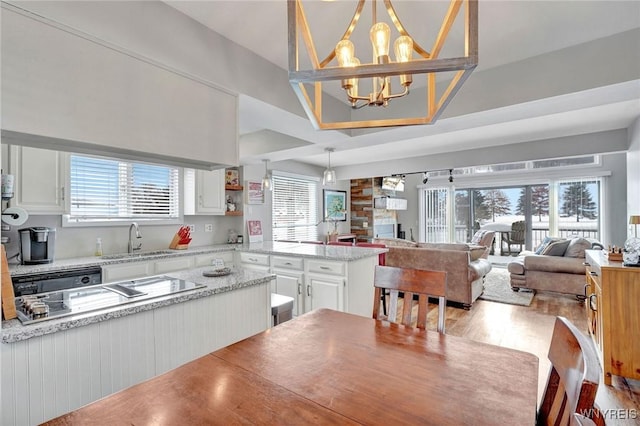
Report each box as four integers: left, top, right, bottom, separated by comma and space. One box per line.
373, 238, 493, 309
508, 237, 604, 298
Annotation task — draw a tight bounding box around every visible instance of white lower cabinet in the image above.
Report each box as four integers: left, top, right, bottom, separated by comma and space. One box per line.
305, 259, 345, 313
239, 252, 272, 287
102, 250, 236, 282
271, 256, 304, 316
102, 261, 153, 282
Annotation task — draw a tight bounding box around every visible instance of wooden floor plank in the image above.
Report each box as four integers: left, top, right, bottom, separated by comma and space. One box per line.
390, 291, 640, 425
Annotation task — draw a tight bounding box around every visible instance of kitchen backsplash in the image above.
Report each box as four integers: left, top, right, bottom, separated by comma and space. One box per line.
2, 214, 243, 262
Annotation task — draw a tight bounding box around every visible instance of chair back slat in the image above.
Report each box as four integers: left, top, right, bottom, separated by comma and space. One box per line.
373, 265, 447, 333
538, 317, 600, 426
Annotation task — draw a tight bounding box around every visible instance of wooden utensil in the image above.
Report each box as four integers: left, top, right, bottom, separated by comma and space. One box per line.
1, 245, 17, 320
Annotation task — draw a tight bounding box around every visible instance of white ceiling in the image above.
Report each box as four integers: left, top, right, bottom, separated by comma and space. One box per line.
165, 1, 640, 170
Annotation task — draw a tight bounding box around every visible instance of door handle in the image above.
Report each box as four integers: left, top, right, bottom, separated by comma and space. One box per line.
589, 294, 597, 312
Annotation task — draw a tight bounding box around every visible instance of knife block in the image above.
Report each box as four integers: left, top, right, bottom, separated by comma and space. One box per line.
169, 234, 189, 250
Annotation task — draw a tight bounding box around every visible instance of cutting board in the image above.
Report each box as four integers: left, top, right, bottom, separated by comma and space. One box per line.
1, 245, 17, 320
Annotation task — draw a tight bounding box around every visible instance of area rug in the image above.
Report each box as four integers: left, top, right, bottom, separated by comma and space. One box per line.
479, 267, 535, 306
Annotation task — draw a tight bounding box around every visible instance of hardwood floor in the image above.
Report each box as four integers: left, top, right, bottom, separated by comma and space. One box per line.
401, 291, 640, 425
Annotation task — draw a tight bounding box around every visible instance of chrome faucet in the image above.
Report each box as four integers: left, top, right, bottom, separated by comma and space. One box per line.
128, 222, 143, 253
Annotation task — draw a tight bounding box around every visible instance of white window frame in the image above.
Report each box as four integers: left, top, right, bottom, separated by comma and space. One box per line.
62, 153, 183, 227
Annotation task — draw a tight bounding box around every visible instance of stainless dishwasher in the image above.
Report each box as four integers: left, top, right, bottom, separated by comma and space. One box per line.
12, 266, 103, 296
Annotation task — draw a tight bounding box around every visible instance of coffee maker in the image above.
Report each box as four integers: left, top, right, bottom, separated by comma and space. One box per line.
19, 227, 56, 264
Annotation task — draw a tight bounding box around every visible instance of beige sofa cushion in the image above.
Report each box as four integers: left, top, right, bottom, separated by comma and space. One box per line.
373, 237, 417, 248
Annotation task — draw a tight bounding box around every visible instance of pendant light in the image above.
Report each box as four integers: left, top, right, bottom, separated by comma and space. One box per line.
323, 148, 337, 186
261, 159, 272, 191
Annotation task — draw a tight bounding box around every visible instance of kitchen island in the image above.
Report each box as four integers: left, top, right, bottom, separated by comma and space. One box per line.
2, 242, 385, 425
1, 266, 274, 426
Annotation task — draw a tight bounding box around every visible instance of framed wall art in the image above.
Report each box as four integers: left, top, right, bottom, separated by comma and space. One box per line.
323, 189, 347, 221
246, 180, 264, 204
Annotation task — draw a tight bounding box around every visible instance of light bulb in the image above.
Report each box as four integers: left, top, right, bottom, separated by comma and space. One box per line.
394, 36, 413, 62
370, 22, 390, 61
323, 169, 336, 186
347, 57, 360, 99
335, 40, 355, 67
261, 159, 271, 191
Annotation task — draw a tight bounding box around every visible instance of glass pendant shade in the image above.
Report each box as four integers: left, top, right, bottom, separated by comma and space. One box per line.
261, 159, 271, 191
322, 148, 337, 186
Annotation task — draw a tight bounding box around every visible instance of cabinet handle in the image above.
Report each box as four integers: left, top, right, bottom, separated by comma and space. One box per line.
298, 283, 302, 295
60, 187, 65, 201
583, 262, 590, 266
320, 266, 331, 270
589, 271, 598, 276
199, 195, 203, 206
284, 262, 292, 265
583, 283, 589, 298
249, 257, 258, 262
589, 294, 597, 312
307, 284, 311, 297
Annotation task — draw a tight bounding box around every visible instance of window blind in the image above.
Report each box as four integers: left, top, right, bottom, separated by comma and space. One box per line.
272, 173, 318, 241
69, 154, 179, 222
420, 187, 449, 243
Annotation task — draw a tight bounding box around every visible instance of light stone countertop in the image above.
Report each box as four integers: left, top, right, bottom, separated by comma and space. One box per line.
2, 266, 274, 344
8, 244, 238, 276
2, 241, 385, 344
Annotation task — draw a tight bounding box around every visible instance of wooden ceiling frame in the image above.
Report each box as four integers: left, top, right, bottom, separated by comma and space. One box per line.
287, 0, 478, 130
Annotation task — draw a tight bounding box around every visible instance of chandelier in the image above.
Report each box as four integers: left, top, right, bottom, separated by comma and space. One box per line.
287, 0, 478, 130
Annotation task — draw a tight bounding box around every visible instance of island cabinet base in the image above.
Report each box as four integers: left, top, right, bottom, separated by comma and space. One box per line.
1, 283, 270, 426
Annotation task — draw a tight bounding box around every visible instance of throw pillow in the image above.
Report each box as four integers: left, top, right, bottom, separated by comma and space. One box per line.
535, 237, 563, 255
542, 239, 571, 256
564, 237, 593, 258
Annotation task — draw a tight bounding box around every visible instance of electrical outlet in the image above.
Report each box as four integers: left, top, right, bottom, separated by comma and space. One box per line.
362, 221, 368, 228
187, 224, 195, 233
205, 224, 213, 232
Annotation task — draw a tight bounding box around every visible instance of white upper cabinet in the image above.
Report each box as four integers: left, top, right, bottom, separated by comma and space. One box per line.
1, 7, 238, 169
8, 146, 66, 214
183, 168, 226, 215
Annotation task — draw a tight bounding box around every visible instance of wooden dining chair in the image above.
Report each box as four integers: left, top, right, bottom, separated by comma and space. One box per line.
373, 265, 447, 333
538, 316, 601, 426
356, 242, 387, 314
327, 241, 354, 246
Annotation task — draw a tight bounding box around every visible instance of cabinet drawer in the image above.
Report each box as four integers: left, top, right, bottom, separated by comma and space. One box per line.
307, 260, 345, 276
102, 262, 153, 283
240, 252, 270, 266
271, 256, 303, 270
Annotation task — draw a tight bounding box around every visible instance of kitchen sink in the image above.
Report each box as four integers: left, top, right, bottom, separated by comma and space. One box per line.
101, 250, 175, 260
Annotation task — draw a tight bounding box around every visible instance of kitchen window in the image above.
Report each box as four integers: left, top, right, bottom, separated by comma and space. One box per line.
272, 172, 319, 241
65, 154, 180, 224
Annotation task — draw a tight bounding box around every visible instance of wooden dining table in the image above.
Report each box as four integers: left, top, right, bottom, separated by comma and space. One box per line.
45, 309, 539, 425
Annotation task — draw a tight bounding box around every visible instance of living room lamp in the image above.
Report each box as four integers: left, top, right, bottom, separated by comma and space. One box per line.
287, 0, 478, 130
630, 215, 640, 237
322, 148, 337, 186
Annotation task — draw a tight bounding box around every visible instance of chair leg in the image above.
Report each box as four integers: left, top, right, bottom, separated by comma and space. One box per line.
382, 289, 387, 316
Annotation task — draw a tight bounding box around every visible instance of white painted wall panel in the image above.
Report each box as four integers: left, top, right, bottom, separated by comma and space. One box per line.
2, 8, 238, 169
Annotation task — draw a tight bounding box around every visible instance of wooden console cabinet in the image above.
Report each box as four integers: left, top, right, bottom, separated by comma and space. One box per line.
585, 249, 640, 385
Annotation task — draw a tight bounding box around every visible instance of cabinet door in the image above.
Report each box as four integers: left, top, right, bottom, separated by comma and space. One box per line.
154, 257, 194, 274
273, 269, 304, 316
102, 261, 153, 283
305, 274, 344, 313
193, 251, 235, 267
196, 169, 225, 215
9, 146, 65, 214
